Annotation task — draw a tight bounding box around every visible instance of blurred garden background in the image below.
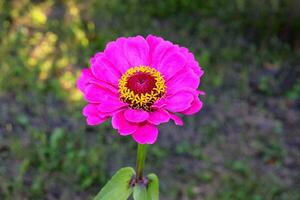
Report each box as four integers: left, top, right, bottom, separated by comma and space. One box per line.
0, 0, 300, 199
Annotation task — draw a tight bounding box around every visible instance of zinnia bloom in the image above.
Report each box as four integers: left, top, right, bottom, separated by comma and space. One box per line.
77, 35, 204, 144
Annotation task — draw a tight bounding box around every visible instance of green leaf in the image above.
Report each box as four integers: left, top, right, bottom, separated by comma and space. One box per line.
93, 167, 135, 200
133, 184, 147, 200
147, 174, 159, 200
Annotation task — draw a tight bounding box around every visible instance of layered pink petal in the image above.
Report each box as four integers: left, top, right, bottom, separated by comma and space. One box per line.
151, 40, 174, 68
179, 47, 204, 77
146, 35, 163, 64
156, 51, 186, 80
149, 38, 187, 80
77, 69, 96, 92
104, 38, 131, 73
146, 35, 163, 50
166, 68, 199, 95
83, 104, 104, 118
181, 95, 203, 115
91, 54, 121, 85
124, 36, 149, 67
97, 101, 126, 114
169, 113, 183, 126
124, 109, 149, 123
164, 90, 194, 112
83, 104, 108, 126
148, 109, 170, 125
152, 98, 167, 109
84, 84, 118, 103
132, 123, 158, 144
88, 79, 118, 94
112, 111, 138, 135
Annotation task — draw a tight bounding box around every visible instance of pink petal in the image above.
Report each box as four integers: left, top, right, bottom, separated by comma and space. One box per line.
181, 96, 203, 115
89, 52, 102, 65
112, 111, 138, 135
151, 40, 175, 68
97, 101, 126, 114
124, 36, 149, 67
132, 123, 158, 144
169, 113, 183, 126
166, 68, 199, 95
199, 90, 205, 95
84, 84, 117, 103
157, 51, 186, 80
179, 47, 204, 77
91, 54, 121, 85
77, 68, 118, 95
83, 104, 99, 117
89, 79, 118, 93
83, 104, 108, 126
86, 116, 108, 126
77, 69, 95, 92
146, 35, 163, 64
152, 98, 167, 109
124, 109, 149, 123
148, 109, 170, 125
104, 38, 131, 73
165, 90, 194, 112
146, 35, 163, 50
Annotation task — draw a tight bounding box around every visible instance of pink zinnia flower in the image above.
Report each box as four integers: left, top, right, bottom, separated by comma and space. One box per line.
77, 35, 204, 144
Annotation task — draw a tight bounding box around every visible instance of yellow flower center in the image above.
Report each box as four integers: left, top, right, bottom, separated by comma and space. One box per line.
118, 66, 166, 111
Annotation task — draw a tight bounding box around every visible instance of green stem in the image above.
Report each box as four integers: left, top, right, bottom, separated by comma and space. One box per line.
136, 144, 147, 181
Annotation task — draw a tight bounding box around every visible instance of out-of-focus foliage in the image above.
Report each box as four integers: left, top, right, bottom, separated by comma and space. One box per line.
0, 0, 299, 199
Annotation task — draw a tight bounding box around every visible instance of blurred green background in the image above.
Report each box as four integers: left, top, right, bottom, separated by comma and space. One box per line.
0, 0, 299, 199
